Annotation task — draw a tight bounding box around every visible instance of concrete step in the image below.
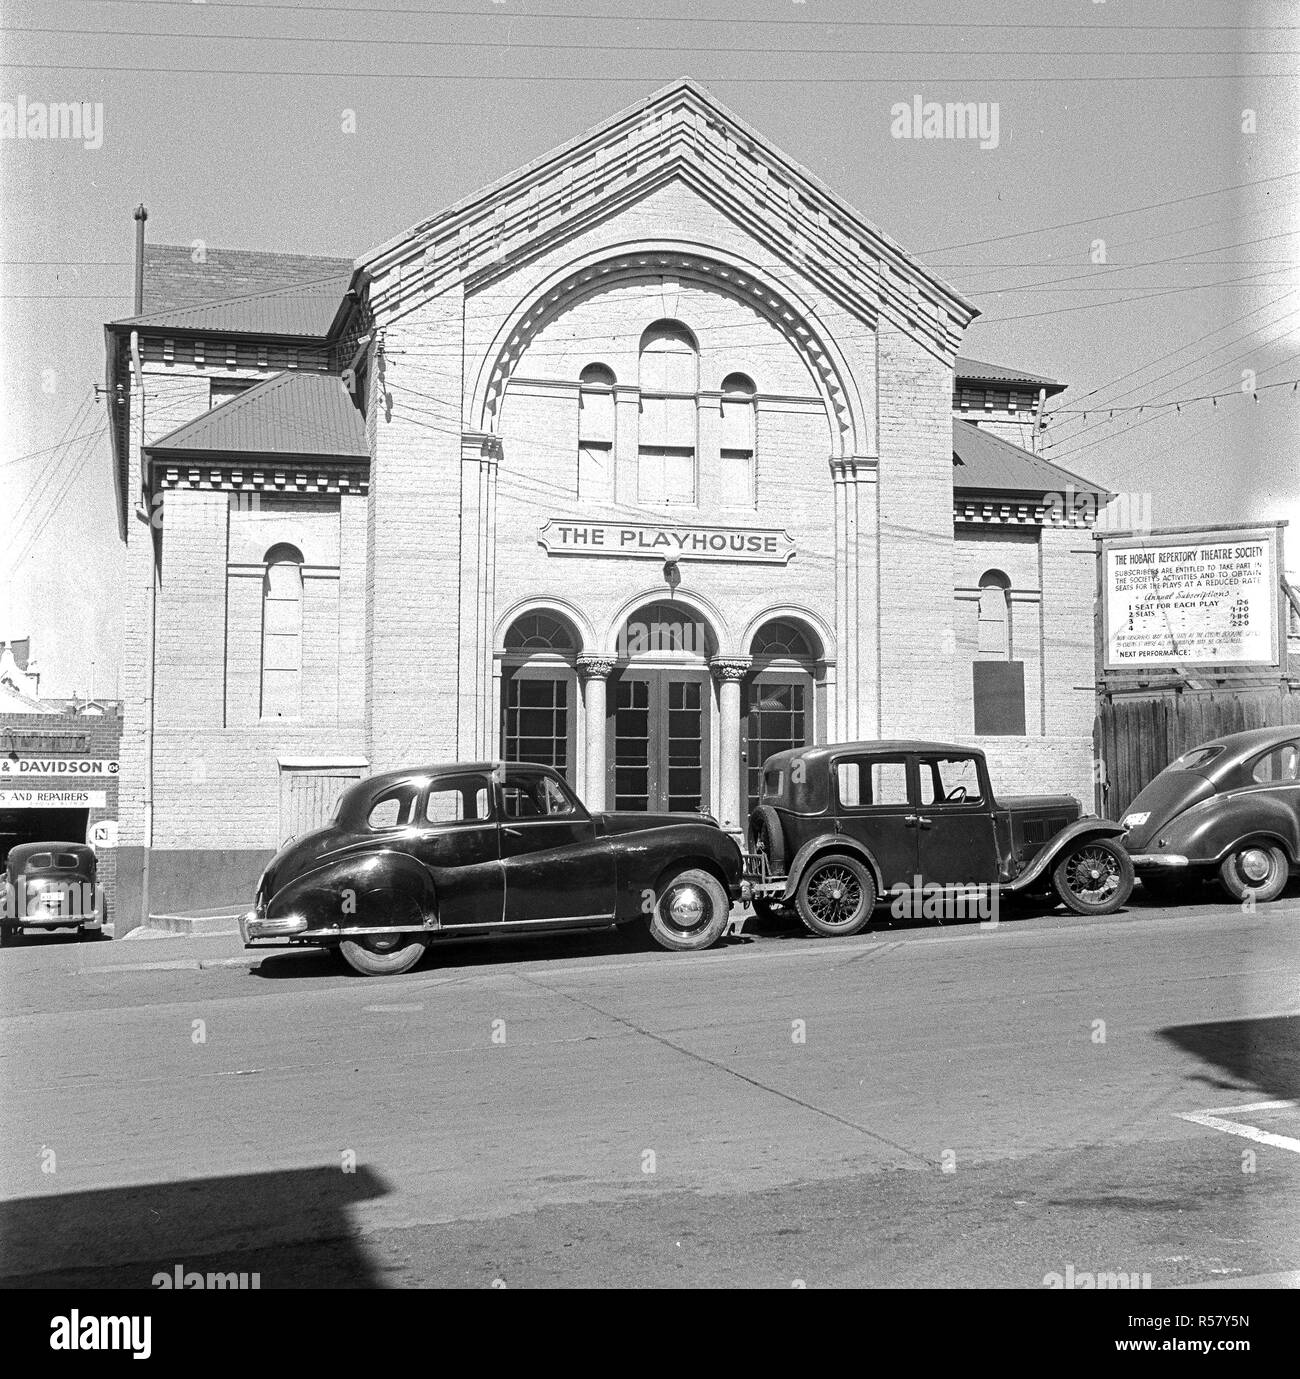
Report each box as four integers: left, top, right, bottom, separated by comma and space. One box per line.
146, 907, 244, 936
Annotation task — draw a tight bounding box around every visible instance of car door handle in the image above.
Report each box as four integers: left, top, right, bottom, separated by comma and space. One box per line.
502, 826, 524, 838
904, 815, 918, 828
917, 815, 932, 829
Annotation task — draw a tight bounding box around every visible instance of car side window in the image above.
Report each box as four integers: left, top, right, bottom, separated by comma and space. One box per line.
367, 785, 419, 830
920, 755, 985, 806
1251, 743, 1300, 784
425, 775, 493, 825
836, 756, 910, 809
500, 774, 577, 819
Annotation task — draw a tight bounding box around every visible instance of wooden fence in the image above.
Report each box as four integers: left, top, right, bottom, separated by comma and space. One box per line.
1096, 682, 1300, 817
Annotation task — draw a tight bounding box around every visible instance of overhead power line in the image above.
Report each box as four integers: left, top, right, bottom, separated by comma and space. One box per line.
1, 60, 1293, 82
38, 2, 1300, 30
8, 24, 1298, 58
919, 172, 1300, 255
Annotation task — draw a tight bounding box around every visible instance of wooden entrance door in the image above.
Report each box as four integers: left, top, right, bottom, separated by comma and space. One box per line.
607, 669, 710, 814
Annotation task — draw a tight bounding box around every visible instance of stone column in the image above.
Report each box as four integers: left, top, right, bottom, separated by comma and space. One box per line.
576, 654, 616, 810
709, 656, 752, 836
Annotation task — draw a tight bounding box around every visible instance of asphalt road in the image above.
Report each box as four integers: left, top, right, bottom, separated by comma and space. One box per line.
2, 890, 1298, 1288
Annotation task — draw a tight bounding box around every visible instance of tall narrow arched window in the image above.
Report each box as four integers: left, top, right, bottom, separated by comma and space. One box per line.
745, 618, 818, 813
720, 372, 757, 507
261, 543, 304, 719
638, 320, 697, 506
578, 363, 616, 502
500, 613, 578, 784
976, 569, 1011, 658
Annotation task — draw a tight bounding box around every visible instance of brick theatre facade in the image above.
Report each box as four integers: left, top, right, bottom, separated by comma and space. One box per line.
103, 80, 1110, 930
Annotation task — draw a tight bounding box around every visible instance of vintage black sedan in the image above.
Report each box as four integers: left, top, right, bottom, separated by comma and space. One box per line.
241, 762, 745, 974
1, 841, 105, 942
1122, 725, 1300, 904
746, 741, 1134, 935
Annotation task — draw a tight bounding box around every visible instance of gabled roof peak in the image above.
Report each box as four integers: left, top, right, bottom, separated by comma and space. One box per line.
357, 78, 977, 355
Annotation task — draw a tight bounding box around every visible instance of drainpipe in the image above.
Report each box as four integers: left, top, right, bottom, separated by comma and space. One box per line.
131, 326, 155, 929
133, 204, 147, 315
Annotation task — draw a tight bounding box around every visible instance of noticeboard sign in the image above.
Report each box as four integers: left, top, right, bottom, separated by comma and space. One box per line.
1100, 524, 1283, 671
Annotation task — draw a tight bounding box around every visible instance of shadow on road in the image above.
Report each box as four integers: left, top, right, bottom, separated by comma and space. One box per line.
0, 1165, 391, 1289
1159, 1014, 1300, 1100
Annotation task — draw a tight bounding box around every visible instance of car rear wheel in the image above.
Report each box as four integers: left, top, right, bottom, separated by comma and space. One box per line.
795, 855, 876, 937
648, 869, 730, 952
1052, 839, 1134, 915
1218, 843, 1289, 904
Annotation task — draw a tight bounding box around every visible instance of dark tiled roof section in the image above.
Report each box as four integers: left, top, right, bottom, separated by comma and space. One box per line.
139, 244, 354, 315
952, 418, 1108, 496
113, 273, 351, 337
956, 354, 1065, 394
145, 372, 367, 459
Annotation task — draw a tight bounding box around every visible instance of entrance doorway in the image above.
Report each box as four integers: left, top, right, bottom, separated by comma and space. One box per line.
607, 669, 710, 813
0, 807, 90, 866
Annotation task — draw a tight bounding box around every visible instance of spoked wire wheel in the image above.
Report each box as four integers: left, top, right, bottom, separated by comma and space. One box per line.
795, 856, 876, 937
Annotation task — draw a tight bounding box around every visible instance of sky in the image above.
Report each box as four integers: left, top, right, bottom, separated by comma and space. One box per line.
2, 0, 1298, 696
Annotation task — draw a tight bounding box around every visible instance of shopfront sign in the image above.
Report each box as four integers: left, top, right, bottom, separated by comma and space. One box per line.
0, 757, 118, 778
0, 789, 108, 808
539, 519, 796, 564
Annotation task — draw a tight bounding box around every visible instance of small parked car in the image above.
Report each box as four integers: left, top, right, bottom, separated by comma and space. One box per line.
746, 740, 1134, 935
0, 841, 105, 943
241, 761, 745, 974
1121, 725, 1300, 904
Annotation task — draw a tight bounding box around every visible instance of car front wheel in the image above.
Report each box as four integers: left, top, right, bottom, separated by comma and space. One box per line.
1052, 839, 1134, 915
648, 869, 730, 952
1218, 843, 1289, 904
338, 930, 427, 976
795, 855, 876, 937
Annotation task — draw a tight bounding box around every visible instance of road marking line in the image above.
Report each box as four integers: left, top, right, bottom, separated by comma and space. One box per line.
1194, 1098, 1298, 1116
1176, 1100, 1300, 1154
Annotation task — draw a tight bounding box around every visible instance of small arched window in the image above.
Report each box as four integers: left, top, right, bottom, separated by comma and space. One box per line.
261, 543, 304, 719
638, 320, 698, 505
720, 372, 757, 506
578, 363, 616, 502
977, 570, 1011, 658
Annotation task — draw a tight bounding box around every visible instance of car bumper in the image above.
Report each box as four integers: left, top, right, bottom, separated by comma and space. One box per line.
9, 910, 103, 930
1127, 853, 1191, 869
240, 910, 307, 944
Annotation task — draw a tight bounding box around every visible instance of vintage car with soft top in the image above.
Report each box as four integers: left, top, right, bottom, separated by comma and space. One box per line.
1, 841, 105, 942
746, 741, 1134, 935
241, 761, 745, 974
1121, 725, 1299, 904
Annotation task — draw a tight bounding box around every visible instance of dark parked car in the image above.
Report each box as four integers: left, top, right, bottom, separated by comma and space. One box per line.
746, 741, 1134, 935
1, 841, 105, 943
241, 761, 744, 974
1122, 726, 1300, 904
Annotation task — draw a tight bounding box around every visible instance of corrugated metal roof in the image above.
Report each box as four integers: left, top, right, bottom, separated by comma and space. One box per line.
145, 372, 367, 459
952, 418, 1107, 495
956, 354, 1065, 393
113, 273, 350, 337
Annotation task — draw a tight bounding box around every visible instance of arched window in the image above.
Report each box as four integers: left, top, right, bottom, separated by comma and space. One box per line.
720, 372, 757, 506
977, 570, 1011, 658
578, 363, 616, 502
746, 617, 819, 812
638, 320, 697, 506
261, 543, 304, 720
501, 612, 579, 783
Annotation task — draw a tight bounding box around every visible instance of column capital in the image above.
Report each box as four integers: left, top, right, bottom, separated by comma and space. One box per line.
576, 653, 617, 681
829, 454, 878, 483
709, 655, 752, 684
